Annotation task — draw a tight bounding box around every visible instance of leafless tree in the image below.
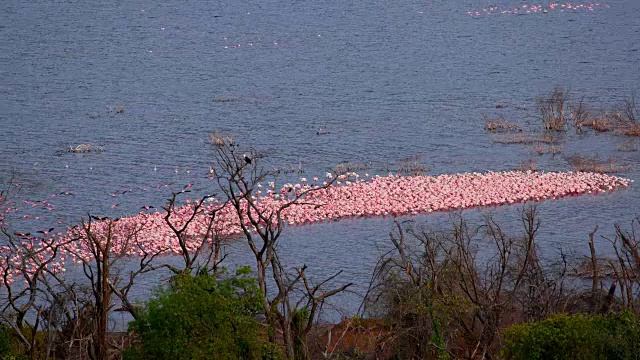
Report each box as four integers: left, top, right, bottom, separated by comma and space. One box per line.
569, 97, 591, 133
605, 217, 640, 310
211, 132, 353, 359
0, 225, 82, 358
0, 178, 98, 359
620, 95, 638, 123
158, 190, 226, 275
0, 180, 227, 359
537, 87, 569, 131
612, 95, 640, 136
364, 206, 588, 359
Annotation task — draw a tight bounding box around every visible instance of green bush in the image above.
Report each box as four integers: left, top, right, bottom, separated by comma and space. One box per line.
0, 323, 22, 360
125, 267, 269, 360
502, 311, 640, 360
0, 324, 11, 357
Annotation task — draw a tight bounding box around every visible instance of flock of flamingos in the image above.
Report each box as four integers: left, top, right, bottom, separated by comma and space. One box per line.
219, 2, 609, 51
467, 2, 606, 17
221, 2, 609, 52
0, 169, 632, 285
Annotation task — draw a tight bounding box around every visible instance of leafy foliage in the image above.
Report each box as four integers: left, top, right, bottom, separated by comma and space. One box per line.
0, 324, 21, 360
502, 310, 640, 360
126, 267, 269, 360
0, 324, 11, 358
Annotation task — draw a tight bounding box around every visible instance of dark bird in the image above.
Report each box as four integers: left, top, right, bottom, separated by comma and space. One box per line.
141, 205, 155, 210
36, 228, 55, 235
243, 153, 252, 164
59, 191, 73, 196
14, 232, 31, 238
91, 215, 109, 221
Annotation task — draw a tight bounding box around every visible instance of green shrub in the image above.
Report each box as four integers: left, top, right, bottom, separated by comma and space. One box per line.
125, 267, 268, 360
0, 324, 11, 357
502, 311, 640, 360
0, 323, 23, 360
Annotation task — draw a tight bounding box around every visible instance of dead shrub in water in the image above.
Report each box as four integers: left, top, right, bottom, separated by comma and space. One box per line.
516, 159, 537, 172
492, 133, 555, 145
566, 155, 630, 174
335, 162, 371, 173
617, 142, 638, 152
569, 97, 596, 133
532, 142, 562, 156
482, 114, 522, 133
612, 95, 640, 136
620, 95, 638, 122
398, 155, 430, 176
581, 111, 613, 132
537, 87, 569, 131
572, 96, 639, 136
382, 156, 430, 176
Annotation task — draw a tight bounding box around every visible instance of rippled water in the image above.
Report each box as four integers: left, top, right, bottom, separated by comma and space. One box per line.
2, 0, 640, 318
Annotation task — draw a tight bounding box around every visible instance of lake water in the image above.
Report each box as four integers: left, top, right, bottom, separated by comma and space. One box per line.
1, 0, 639, 319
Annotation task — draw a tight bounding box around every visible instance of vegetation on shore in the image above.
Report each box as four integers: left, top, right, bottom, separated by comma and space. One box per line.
124, 267, 271, 360
1, 204, 638, 359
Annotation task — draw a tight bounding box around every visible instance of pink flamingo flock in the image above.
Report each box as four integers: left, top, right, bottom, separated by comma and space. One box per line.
467, 2, 606, 17
0, 170, 632, 285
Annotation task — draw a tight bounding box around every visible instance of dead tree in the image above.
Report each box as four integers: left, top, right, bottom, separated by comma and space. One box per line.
211, 133, 352, 359
365, 205, 580, 359
0, 181, 95, 359
0, 227, 78, 359
159, 190, 226, 275
61, 216, 127, 360
607, 217, 640, 310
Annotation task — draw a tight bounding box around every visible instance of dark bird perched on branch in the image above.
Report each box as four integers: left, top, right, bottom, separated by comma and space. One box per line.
243, 153, 252, 164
